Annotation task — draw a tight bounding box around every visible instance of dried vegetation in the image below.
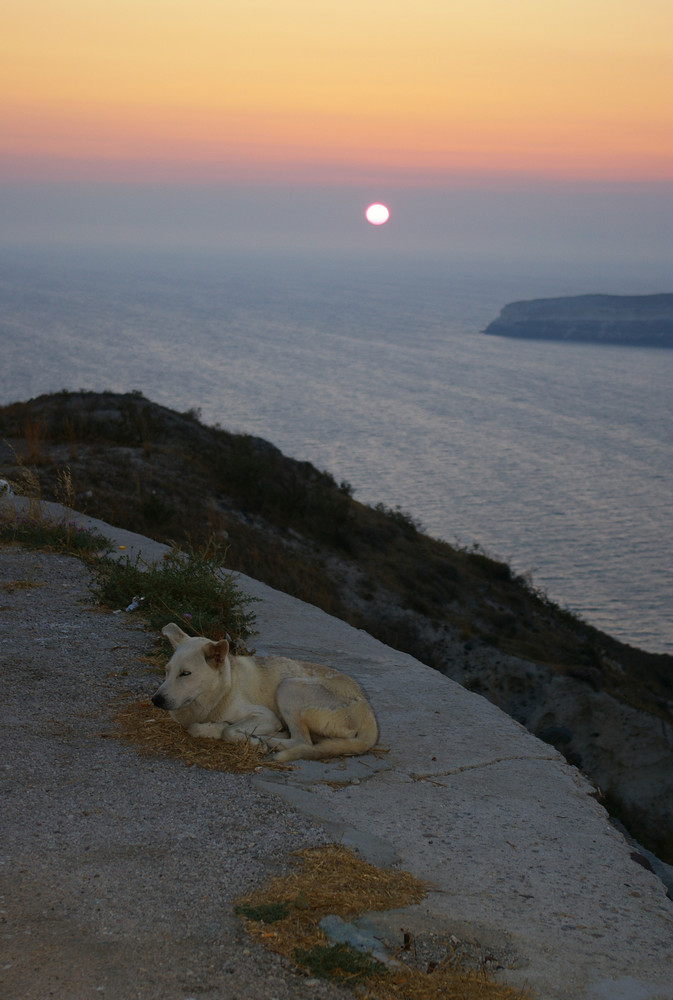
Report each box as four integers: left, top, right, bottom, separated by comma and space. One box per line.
234, 844, 530, 1000
113, 698, 287, 774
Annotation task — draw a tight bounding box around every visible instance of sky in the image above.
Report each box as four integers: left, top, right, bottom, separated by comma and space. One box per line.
1, 0, 671, 267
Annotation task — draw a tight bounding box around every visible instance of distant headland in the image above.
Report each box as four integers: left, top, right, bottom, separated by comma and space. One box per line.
483, 293, 673, 347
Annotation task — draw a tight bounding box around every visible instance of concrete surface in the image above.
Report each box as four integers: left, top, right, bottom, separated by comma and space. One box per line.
3, 498, 673, 999
0, 535, 352, 1000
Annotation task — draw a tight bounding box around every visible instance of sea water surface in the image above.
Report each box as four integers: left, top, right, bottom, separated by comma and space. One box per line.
1, 246, 671, 653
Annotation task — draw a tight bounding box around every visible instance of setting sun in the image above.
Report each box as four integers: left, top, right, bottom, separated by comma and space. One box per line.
365, 203, 390, 225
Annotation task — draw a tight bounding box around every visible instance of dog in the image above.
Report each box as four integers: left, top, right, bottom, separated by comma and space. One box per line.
151, 623, 378, 763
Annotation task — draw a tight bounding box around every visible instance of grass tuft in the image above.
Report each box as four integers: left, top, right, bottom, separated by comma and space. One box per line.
0, 505, 112, 557
293, 941, 385, 981
234, 902, 291, 924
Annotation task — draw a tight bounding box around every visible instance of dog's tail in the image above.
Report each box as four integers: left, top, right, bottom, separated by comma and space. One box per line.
273, 710, 379, 763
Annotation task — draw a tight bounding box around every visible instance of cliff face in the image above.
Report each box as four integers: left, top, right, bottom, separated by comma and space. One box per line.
454, 651, 673, 864
484, 293, 673, 346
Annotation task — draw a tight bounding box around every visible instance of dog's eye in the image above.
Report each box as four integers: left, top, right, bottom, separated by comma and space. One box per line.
179, 670, 191, 677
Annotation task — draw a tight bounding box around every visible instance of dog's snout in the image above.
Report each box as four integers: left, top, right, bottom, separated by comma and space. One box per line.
152, 692, 168, 710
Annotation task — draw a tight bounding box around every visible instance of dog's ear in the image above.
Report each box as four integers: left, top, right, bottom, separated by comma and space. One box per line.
162, 623, 189, 648
204, 638, 229, 667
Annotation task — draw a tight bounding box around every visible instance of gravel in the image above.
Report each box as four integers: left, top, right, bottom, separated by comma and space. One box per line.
0, 546, 351, 1000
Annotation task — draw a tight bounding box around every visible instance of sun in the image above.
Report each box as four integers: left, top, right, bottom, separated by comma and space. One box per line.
365, 203, 390, 226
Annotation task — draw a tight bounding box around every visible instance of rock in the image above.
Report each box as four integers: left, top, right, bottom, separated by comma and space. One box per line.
319, 914, 394, 967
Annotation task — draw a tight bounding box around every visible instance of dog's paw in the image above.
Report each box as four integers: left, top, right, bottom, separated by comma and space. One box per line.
187, 722, 225, 739
220, 728, 271, 747
265, 735, 290, 749
272, 739, 311, 763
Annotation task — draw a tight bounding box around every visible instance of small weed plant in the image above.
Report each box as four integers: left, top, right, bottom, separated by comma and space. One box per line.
1, 446, 108, 555
92, 545, 257, 652
234, 901, 291, 924
293, 941, 385, 982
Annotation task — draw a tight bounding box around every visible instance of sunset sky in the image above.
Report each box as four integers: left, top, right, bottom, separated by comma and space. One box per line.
1, 0, 671, 259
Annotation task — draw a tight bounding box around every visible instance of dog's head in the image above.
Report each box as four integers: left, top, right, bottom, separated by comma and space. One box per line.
151, 623, 230, 713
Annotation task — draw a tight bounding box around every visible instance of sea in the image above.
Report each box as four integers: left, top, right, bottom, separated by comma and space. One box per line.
1, 245, 671, 654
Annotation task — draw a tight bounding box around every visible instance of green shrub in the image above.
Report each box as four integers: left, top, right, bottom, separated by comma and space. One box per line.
91, 544, 257, 652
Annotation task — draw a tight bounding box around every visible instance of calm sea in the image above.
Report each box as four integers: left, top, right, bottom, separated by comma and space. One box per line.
1, 246, 671, 654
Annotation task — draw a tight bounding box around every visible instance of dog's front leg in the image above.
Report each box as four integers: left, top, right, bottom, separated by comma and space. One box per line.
186, 721, 266, 743
221, 709, 284, 745
187, 722, 229, 739
187, 709, 283, 745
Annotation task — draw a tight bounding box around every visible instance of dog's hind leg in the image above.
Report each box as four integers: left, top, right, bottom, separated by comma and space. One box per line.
268, 676, 334, 755
268, 677, 378, 762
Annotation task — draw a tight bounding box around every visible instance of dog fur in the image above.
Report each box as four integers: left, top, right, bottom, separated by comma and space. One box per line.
152, 623, 378, 763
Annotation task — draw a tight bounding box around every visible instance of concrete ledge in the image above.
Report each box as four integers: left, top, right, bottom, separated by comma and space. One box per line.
4, 497, 673, 998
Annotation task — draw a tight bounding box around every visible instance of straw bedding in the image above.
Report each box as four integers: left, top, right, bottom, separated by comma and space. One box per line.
114, 698, 289, 773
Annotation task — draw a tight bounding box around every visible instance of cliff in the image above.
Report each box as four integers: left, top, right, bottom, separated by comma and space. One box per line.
1, 390, 672, 862
484, 293, 673, 346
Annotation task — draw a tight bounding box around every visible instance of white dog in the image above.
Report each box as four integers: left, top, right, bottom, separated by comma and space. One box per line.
152, 623, 378, 763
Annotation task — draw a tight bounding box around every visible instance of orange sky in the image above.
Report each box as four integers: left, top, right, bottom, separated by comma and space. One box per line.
2, 0, 671, 183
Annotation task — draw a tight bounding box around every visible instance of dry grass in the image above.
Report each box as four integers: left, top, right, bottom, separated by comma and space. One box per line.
239, 844, 429, 920
235, 845, 531, 1000
358, 970, 529, 1000
23, 417, 47, 465
55, 465, 76, 509
113, 699, 289, 774
1, 579, 46, 594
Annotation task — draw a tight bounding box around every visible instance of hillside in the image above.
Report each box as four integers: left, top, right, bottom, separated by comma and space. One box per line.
484, 293, 673, 346
1, 390, 672, 858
